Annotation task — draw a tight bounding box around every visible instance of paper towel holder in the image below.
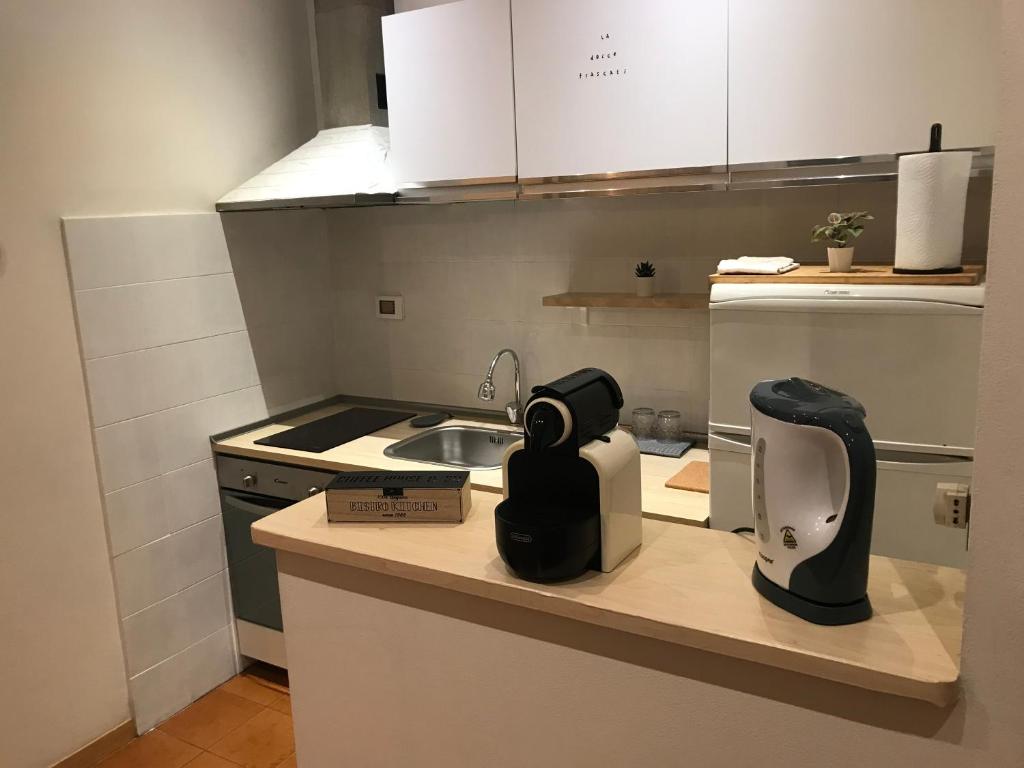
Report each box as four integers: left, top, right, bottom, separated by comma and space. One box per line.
893, 122, 972, 275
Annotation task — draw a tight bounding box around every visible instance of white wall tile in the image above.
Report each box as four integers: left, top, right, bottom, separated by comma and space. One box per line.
64, 213, 231, 291
85, 331, 259, 427
94, 386, 267, 492
391, 369, 494, 412
64, 210, 336, 729
113, 517, 227, 618
104, 477, 168, 559
104, 459, 220, 556
243, 320, 335, 413
74, 273, 247, 359
184, 623, 239, 705
122, 571, 231, 676
129, 625, 236, 733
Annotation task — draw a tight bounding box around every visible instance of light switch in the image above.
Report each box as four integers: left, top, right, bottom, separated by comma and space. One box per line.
375, 295, 404, 320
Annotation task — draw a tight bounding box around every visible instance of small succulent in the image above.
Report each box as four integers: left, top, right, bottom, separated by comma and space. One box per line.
635, 261, 657, 278
811, 211, 874, 248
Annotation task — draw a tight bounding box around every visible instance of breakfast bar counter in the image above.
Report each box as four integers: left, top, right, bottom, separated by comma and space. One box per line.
253, 490, 964, 706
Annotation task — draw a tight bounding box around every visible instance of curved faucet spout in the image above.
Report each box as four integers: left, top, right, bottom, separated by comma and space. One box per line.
478, 348, 522, 425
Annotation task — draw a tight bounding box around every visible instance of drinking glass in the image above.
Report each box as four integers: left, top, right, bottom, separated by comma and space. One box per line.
655, 410, 682, 442
631, 407, 656, 439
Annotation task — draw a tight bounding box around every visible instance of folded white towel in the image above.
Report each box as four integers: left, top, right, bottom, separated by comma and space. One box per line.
717, 256, 800, 275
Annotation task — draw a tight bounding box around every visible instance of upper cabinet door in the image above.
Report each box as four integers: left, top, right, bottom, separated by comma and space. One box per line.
382, 0, 517, 185
511, 0, 728, 180
729, 0, 999, 166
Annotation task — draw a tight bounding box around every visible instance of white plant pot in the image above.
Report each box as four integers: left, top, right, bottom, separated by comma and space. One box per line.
636, 277, 655, 297
827, 247, 854, 273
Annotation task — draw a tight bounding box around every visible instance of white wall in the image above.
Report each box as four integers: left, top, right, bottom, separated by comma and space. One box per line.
0, 2, 316, 765
328, 182, 990, 433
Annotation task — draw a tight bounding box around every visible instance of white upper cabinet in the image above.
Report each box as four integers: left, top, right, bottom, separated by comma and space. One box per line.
382, 0, 517, 185
729, 0, 999, 166
511, 0, 728, 180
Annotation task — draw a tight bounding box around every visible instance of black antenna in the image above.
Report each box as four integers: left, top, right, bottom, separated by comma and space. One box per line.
929, 122, 943, 152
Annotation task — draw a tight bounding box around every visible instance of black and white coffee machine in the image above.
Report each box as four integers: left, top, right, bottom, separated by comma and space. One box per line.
749, 378, 877, 625
495, 369, 642, 582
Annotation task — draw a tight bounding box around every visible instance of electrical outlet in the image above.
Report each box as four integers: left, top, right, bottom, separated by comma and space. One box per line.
933, 482, 971, 529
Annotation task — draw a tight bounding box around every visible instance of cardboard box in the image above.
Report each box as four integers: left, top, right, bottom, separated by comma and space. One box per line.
325, 470, 472, 523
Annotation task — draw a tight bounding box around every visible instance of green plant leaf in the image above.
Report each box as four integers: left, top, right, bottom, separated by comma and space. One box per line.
812, 211, 871, 246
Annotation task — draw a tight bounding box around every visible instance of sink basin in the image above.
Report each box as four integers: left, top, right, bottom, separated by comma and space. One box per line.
384, 425, 523, 471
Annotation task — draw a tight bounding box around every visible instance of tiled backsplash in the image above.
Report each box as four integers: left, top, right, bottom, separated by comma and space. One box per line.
64, 211, 333, 732
328, 181, 990, 432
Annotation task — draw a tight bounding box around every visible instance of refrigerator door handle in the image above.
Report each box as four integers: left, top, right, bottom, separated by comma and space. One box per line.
875, 449, 973, 477
709, 432, 752, 450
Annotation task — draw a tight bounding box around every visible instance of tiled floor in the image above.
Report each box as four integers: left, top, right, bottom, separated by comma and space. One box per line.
96, 665, 296, 768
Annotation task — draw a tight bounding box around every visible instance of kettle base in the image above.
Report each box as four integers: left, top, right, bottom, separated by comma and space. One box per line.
752, 564, 872, 626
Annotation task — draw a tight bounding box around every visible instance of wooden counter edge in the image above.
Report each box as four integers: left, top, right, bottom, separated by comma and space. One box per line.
253, 518, 959, 707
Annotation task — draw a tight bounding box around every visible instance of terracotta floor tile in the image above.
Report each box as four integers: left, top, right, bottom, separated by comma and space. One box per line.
267, 692, 292, 716
209, 709, 295, 768
183, 753, 238, 768
159, 689, 264, 749
217, 675, 282, 707
96, 730, 200, 768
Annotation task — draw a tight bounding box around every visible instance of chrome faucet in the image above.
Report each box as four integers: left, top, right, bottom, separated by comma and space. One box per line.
478, 348, 523, 425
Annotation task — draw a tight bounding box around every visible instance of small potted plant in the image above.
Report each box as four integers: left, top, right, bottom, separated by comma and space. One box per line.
811, 211, 874, 272
635, 261, 656, 297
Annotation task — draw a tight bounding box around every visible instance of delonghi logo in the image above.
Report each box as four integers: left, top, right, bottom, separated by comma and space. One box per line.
758, 551, 774, 565
824, 289, 851, 296
510, 532, 533, 544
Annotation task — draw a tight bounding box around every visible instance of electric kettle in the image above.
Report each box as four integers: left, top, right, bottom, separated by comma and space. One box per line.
749, 378, 876, 625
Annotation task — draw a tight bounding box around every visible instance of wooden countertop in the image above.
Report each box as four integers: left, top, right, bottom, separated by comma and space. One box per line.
252, 491, 964, 706
213, 401, 710, 527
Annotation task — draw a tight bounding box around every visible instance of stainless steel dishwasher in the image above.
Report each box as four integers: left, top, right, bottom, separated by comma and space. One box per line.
217, 454, 338, 668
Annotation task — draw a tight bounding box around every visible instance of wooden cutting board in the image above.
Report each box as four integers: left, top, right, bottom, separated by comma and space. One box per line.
665, 461, 710, 494
709, 264, 983, 285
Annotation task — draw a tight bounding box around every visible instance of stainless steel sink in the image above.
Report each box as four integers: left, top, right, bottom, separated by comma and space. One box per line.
384, 425, 523, 470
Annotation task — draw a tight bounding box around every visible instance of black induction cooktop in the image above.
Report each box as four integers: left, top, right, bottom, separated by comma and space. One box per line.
254, 407, 416, 453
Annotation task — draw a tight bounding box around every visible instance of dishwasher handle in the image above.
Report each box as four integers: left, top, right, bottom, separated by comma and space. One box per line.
221, 490, 291, 519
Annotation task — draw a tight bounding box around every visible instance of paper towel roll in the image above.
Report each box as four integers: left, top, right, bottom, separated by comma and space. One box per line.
894, 151, 972, 272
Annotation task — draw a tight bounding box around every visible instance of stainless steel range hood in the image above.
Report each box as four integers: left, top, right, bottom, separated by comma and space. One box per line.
216, 124, 395, 212
217, 0, 397, 213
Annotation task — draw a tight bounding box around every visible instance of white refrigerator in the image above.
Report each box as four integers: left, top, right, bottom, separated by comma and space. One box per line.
708, 282, 984, 567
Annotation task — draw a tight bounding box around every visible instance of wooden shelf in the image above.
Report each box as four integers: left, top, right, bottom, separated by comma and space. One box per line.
542, 292, 709, 309
709, 264, 984, 285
